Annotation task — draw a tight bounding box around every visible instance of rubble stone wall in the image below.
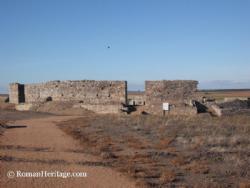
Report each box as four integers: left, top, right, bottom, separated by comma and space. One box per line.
9, 79, 199, 115
145, 80, 198, 114
9, 83, 19, 104
9, 83, 25, 104
127, 93, 146, 106
9, 80, 127, 107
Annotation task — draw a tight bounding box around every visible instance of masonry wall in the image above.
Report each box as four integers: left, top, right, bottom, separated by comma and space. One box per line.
9, 80, 127, 113
10, 79, 199, 115
127, 92, 145, 106
145, 80, 198, 114
9, 83, 19, 104
24, 80, 127, 104
9, 83, 25, 104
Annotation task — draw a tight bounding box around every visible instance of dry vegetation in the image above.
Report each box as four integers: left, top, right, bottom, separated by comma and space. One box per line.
58, 113, 250, 187
16, 101, 94, 116
0, 120, 8, 135
199, 90, 250, 100
1, 91, 250, 187
0, 96, 10, 135
0, 96, 14, 110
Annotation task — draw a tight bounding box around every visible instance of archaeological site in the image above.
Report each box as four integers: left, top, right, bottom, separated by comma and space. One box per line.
9, 79, 203, 115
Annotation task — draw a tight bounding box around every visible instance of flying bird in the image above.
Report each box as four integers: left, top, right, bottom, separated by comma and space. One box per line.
107, 46, 110, 49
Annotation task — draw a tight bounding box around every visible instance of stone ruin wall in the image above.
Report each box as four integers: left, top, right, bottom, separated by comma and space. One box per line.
127, 92, 146, 106
145, 80, 199, 115
9, 83, 25, 104
24, 80, 127, 104
9, 83, 20, 104
9, 80, 127, 113
9, 79, 199, 115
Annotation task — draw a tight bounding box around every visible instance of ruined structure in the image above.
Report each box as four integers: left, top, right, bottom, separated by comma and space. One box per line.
9, 80, 127, 113
9, 79, 199, 115
127, 92, 145, 106
9, 83, 25, 104
145, 80, 199, 115
208, 99, 250, 117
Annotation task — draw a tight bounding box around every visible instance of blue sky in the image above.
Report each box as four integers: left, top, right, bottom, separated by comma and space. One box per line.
0, 0, 249, 92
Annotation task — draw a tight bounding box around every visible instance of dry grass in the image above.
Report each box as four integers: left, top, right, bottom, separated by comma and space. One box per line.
183, 160, 209, 174
0, 120, 7, 135
170, 156, 186, 166
0, 120, 7, 125
239, 181, 250, 188
199, 90, 250, 98
159, 170, 176, 184
58, 113, 250, 187
156, 137, 176, 149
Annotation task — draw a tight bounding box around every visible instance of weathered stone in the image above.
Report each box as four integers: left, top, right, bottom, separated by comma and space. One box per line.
9, 83, 25, 104
9, 79, 200, 115
144, 80, 199, 114
15, 103, 34, 111
9, 80, 127, 113
127, 92, 145, 106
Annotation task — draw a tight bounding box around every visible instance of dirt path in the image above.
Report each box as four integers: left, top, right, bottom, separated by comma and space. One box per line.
0, 116, 136, 188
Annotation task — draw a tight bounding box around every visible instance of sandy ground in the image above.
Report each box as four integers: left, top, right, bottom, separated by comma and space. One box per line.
0, 116, 136, 188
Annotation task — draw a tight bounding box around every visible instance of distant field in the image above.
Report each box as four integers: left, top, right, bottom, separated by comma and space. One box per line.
0, 94, 8, 97
199, 89, 250, 100
128, 91, 145, 95
128, 89, 250, 101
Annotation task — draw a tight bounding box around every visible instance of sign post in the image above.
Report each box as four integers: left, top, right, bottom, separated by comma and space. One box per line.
162, 102, 169, 116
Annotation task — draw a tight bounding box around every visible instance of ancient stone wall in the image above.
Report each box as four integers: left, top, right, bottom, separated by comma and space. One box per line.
9, 83, 25, 104
145, 80, 198, 114
127, 92, 145, 106
9, 80, 127, 113
9, 83, 19, 104
23, 80, 127, 105
9, 79, 199, 115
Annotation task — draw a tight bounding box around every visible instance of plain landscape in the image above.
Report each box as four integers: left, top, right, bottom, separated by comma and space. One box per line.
1, 0, 250, 187
0, 90, 250, 187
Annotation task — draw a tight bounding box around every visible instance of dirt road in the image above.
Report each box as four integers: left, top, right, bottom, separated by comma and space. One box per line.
0, 116, 136, 188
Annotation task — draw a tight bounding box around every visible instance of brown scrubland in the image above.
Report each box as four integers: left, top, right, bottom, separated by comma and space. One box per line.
1, 93, 250, 187
58, 113, 250, 187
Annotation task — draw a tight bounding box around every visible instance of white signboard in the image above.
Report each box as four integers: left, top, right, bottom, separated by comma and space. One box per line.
162, 103, 169, 111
